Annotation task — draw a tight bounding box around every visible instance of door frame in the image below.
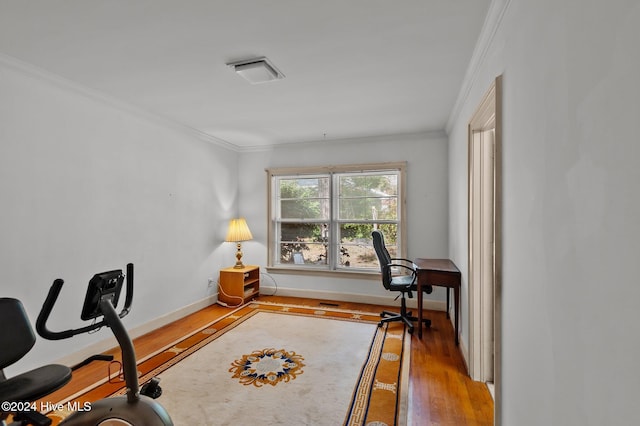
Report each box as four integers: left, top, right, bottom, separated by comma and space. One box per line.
468, 75, 502, 423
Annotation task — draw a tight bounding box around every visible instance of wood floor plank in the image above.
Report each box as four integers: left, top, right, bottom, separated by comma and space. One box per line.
37, 295, 494, 425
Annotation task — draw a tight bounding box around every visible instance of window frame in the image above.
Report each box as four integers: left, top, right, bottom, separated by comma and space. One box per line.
266, 162, 407, 277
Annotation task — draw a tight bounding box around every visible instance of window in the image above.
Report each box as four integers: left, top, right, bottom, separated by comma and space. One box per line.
267, 162, 406, 273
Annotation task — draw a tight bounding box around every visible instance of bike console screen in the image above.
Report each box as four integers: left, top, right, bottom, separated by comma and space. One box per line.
80, 269, 125, 320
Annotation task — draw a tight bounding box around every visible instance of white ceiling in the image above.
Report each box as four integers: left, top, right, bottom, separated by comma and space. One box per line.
0, 0, 491, 149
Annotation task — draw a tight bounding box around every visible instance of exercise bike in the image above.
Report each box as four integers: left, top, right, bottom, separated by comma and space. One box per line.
34, 263, 173, 425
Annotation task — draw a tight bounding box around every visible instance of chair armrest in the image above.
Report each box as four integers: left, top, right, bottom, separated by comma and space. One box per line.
387, 262, 417, 277
389, 258, 417, 275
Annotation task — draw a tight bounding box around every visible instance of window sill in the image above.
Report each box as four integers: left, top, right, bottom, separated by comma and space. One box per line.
265, 266, 379, 280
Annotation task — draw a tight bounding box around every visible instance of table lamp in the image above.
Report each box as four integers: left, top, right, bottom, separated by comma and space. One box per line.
225, 218, 253, 269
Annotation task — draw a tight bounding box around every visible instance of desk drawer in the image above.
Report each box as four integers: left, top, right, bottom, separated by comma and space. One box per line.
422, 270, 460, 287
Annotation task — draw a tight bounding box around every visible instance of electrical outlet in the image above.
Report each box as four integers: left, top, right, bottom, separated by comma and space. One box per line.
208, 278, 216, 288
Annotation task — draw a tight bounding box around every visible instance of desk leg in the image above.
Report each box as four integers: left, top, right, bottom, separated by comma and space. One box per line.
417, 282, 423, 338
454, 286, 460, 346
446, 288, 450, 319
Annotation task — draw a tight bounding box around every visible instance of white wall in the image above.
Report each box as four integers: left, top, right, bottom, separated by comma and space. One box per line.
238, 132, 450, 303
0, 57, 238, 373
448, 0, 640, 424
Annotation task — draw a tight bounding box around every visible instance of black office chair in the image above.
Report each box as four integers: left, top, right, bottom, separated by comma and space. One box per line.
372, 230, 432, 333
0, 298, 72, 424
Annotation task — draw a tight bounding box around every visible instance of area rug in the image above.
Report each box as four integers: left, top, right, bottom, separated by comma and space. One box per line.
47, 302, 410, 426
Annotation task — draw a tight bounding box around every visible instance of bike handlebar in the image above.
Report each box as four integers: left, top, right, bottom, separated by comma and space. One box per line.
36, 263, 134, 341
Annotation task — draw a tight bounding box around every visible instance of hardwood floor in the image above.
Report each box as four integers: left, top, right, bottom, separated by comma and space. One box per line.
39, 295, 494, 425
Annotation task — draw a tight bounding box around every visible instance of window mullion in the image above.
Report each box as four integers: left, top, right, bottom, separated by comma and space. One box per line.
329, 172, 337, 270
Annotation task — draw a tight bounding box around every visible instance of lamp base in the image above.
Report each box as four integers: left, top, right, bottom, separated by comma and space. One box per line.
234, 242, 245, 269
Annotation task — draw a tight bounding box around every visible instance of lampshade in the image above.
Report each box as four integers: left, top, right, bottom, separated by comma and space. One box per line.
225, 218, 253, 243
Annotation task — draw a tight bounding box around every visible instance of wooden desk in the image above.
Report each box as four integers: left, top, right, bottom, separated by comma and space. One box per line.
414, 258, 461, 344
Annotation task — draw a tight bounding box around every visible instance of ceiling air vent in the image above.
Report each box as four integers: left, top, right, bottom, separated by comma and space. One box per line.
227, 57, 285, 84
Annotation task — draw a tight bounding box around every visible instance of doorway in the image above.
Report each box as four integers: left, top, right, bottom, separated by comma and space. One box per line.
470, 127, 495, 382
468, 76, 502, 416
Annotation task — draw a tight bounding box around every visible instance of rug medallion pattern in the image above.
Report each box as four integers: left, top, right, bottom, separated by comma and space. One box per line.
229, 347, 305, 387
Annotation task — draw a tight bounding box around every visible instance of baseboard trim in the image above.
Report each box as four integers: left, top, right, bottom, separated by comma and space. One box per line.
458, 329, 471, 375
260, 286, 446, 312
54, 294, 218, 367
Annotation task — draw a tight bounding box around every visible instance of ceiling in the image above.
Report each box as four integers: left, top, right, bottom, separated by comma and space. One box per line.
0, 1, 491, 149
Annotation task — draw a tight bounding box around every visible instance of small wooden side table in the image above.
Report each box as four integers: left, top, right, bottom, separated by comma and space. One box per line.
218, 265, 260, 306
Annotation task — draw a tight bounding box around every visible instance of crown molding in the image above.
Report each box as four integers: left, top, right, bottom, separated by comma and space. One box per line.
0, 52, 239, 152
237, 129, 447, 153
445, 0, 512, 135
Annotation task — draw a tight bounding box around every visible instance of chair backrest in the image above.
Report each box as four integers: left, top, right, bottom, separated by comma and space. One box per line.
0, 298, 36, 370
372, 230, 393, 290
